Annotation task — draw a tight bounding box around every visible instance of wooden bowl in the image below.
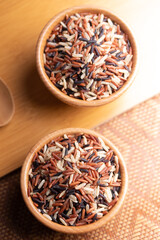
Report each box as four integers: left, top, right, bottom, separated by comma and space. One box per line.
36, 6, 138, 107
21, 128, 128, 234
0, 78, 15, 127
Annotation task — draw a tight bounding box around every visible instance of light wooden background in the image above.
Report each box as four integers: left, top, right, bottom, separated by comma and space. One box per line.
0, 0, 160, 177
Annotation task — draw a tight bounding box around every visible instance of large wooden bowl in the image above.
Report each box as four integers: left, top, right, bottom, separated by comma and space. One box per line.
36, 6, 138, 107
21, 128, 128, 234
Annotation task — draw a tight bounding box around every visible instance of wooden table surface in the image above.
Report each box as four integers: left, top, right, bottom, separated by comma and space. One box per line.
0, 0, 160, 177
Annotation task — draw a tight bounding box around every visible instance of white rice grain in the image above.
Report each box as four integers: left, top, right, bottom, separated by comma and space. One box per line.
107, 84, 112, 95
98, 163, 106, 173
104, 187, 112, 203
61, 147, 66, 158
51, 174, 63, 180
46, 194, 55, 201
108, 18, 113, 27
43, 53, 46, 64
53, 211, 58, 220
59, 218, 68, 226
124, 54, 133, 65
57, 160, 65, 171
43, 144, 47, 154
28, 168, 33, 177
98, 137, 109, 152
59, 190, 66, 198
95, 207, 106, 213
69, 195, 78, 203
39, 155, 44, 162
109, 82, 117, 90
67, 208, 72, 216
49, 199, 54, 209
74, 141, 79, 149
113, 173, 118, 182
83, 135, 88, 145
97, 212, 103, 218
43, 213, 52, 221
46, 189, 51, 196
75, 150, 80, 162
95, 186, 100, 197
60, 21, 67, 28
76, 209, 81, 214
55, 142, 64, 149
64, 134, 68, 139
97, 35, 105, 44
86, 204, 89, 212
108, 172, 113, 183
69, 174, 74, 184
73, 166, 81, 174
49, 34, 55, 41
86, 79, 94, 89
67, 147, 74, 154
70, 199, 74, 208
72, 53, 83, 58
75, 183, 86, 190
98, 204, 108, 208
38, 179, 45, 189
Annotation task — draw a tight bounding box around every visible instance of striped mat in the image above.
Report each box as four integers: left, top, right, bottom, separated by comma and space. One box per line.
0, 94, 159, 240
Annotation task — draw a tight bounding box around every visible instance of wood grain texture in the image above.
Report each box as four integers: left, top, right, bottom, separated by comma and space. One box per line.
0, 0, 160, 177
21, 128, 128, 234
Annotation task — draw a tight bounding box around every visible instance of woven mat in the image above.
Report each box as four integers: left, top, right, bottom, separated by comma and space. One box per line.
0, 95, 160, 240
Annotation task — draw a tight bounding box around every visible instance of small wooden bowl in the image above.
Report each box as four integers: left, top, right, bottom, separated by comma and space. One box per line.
36, 6, 138, 107
0, 78, 15, 127
21, 128, 128, 234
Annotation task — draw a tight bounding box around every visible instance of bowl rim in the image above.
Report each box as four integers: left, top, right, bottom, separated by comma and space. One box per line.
21, 128, 128, 234
36, 5, 139, 107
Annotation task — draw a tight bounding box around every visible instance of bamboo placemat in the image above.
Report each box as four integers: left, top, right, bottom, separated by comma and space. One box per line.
0, 94, 160, 240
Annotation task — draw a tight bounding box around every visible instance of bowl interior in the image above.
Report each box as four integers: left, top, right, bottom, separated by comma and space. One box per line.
21, 128, 128, 234
36, 6, 138, 107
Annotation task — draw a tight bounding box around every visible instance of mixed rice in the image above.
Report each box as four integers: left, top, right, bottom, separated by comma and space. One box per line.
28, 133, 121, 226
44, 12, 133, 100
